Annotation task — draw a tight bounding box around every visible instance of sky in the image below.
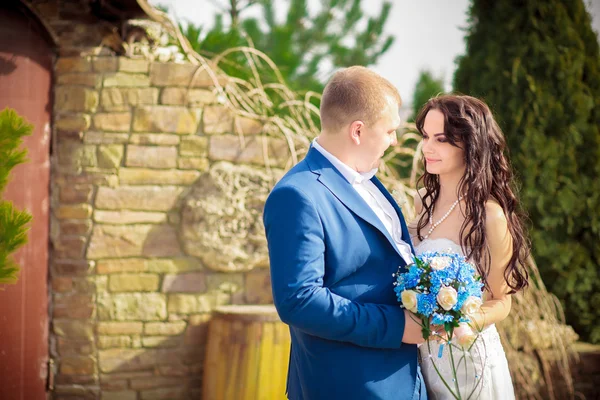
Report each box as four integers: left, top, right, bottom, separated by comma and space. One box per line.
150, 0, 600, 107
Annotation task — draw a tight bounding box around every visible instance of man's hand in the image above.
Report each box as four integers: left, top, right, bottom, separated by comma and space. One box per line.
401, 310, 426, 344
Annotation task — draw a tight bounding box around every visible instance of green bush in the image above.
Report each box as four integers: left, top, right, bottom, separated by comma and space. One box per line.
0, 108, 32, 284
175, 0, 395, 95
454, 0, 600, 343
411, 69, 445, 121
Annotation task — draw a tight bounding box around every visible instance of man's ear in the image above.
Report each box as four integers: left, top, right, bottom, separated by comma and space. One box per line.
350, 120, 364, 145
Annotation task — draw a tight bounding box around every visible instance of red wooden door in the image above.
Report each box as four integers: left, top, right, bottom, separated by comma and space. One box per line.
0, 2, 53, 399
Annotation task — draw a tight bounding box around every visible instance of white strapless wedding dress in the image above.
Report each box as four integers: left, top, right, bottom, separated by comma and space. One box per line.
414, 238, 515, 400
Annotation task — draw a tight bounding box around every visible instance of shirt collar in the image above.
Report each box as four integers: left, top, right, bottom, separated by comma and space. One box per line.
312, 138, 378, 184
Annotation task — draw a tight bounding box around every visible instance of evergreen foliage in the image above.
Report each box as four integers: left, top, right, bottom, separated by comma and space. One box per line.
411, 70, 445, 121
176, 0, 395, 93
0, 108, 32, 284
454, 0, 600, 342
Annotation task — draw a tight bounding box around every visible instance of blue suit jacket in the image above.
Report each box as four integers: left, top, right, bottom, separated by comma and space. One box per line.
263, 147, 427, 400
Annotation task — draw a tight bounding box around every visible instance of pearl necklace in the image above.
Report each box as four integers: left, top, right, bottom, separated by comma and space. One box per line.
423, 196, 464, 240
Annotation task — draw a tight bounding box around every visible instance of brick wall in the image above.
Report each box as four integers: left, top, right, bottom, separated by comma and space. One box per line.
50, 55, 285, 399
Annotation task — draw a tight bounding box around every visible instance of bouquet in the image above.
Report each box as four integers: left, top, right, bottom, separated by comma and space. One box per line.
394, 251, 485, 399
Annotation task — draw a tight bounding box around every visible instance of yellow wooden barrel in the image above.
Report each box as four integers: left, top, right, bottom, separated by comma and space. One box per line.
202, 305, 291, 400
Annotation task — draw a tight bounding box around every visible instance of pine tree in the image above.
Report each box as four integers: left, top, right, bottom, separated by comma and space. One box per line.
177, 0, 395, 94
0, 108, 32, 284
454, 0, 600, 342
411, 70, 445, 121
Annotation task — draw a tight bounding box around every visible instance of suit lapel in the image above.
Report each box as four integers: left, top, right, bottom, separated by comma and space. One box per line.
370, 177, 416, 255
305, 147, 403, 256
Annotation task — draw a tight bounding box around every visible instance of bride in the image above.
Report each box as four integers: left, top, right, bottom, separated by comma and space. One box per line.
408, 95, 530, 399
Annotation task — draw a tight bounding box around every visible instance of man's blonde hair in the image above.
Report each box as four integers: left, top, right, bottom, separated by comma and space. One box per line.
320, 66, 402, 132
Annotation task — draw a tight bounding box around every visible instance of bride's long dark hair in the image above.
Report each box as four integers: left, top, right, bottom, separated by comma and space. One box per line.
415, 94, 530, 293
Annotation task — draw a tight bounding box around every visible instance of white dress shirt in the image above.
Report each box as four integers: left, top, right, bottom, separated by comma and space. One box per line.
313, 139, 413, 265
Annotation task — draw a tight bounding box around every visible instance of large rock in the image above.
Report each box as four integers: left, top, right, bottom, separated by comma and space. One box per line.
180, 162, 271, 271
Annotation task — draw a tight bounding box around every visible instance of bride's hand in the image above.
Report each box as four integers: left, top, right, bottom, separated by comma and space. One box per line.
429, 325, 448, 342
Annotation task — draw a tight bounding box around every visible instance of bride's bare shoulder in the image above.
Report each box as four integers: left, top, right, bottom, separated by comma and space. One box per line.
485, 200, 507, 223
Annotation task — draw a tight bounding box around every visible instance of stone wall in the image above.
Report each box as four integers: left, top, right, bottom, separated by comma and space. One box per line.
50, 55, 287, 399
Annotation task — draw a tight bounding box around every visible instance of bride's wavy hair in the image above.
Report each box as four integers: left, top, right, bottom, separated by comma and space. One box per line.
414, 94, 530, 293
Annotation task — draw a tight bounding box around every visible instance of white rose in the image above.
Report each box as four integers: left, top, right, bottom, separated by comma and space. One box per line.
461, 296, 483, 316
401, 290, 418, 313
430, 256, 451, 271
454, 323, 478, 349
437, 286, 458, 311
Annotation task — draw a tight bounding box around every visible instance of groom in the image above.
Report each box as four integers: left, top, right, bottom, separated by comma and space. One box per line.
263, 66, 427, 400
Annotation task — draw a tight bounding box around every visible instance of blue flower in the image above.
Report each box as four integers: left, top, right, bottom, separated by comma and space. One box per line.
432, 312, 455, 325
417, 293, 438, 317
394, 250, 483, 322
457, 263, 476, 283
396, 264, 423, 290
455, 291, 470, 311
